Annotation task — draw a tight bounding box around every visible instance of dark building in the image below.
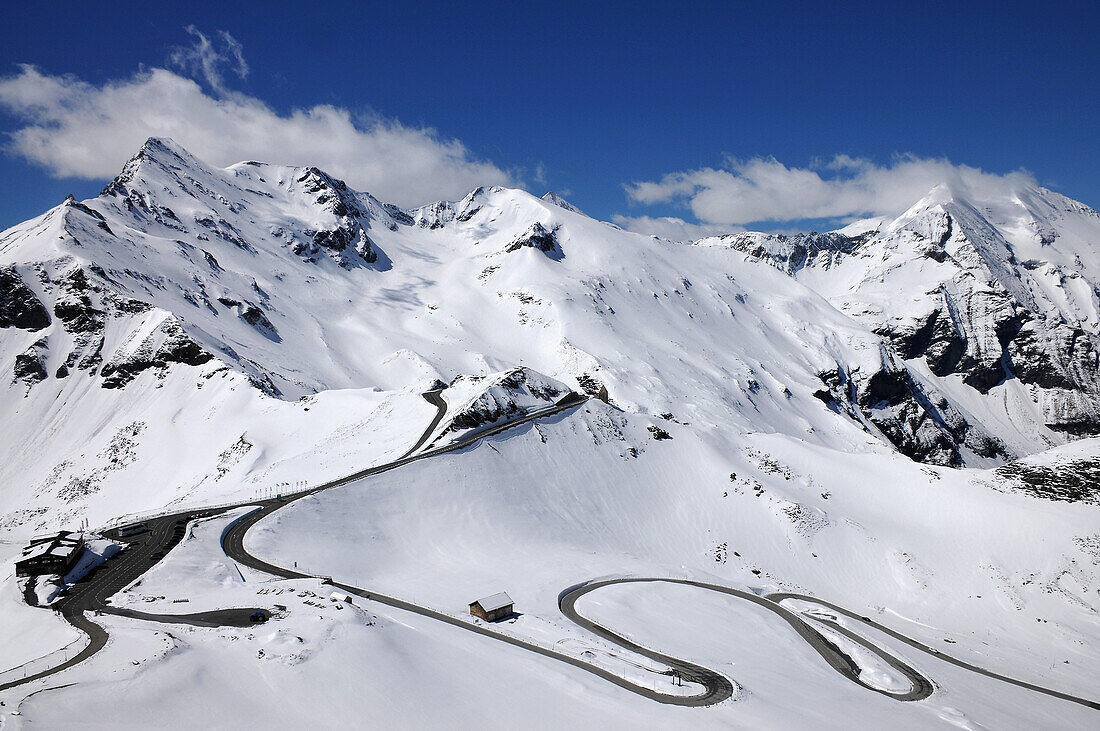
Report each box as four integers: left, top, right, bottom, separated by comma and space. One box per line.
469, 592, 514, 622
15, 531, 84, 578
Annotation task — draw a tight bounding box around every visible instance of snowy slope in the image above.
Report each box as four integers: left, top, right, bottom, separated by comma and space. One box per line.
701, 181, 1100, 462
1, 139, 1098, 728
2, 136, 976, 531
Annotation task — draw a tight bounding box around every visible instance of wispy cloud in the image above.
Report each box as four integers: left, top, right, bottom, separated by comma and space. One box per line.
168, 26, 249, 97
626, 155, 1037, 226
0, 31, 513, 207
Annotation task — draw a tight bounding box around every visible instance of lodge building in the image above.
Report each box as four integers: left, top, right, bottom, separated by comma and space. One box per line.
15, 531, 85, 578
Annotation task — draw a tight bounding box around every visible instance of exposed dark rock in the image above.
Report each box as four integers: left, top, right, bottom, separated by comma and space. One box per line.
13, 338, 48, 386
383, 204, 415, 226
64, 196, 115, 235
0, 266, 51, 330
296, 168, 358, 213
499, 368, 564, 400
815, 356, 1010, 467
506, 222, 561, 258
1009, 319, 1099, 392
996, 456, 1100, 504
248, 372, 282, 398
576, 373, 610, 402
312, 224, 357, 251
286, 168, 380, 266
194, 214, 253, 251
100, 319, 213, 389
239, 304, 280, 341
728, 210, 1100, 453
857, 368, 910, 408
109, 296, 154, 315
722, 230, 867, 274
445, 369, 565, 433
203, 250, 223, 272
880, 306, 965, 376
52, 269, 104, 335
647, 424, 672, 440
450, 399, 521, 430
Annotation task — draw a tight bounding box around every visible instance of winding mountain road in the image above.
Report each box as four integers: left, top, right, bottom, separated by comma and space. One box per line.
767, 592, 1100, 712
6, 387, 1099, 715
221, 390, 1100, 711
0, 390, 581, 692
0, 510, 266, 692
559, 578, 932, 703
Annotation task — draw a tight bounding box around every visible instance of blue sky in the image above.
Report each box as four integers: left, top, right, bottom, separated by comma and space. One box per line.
1, 1, 1097, 235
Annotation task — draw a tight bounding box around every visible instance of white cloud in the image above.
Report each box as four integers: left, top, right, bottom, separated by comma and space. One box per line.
611, 214, 742, 241
168, 26, 249, 97
626, 155, 1037, 226
0, 64, 513, 207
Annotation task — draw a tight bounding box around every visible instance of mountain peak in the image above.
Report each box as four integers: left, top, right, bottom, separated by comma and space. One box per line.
101, 137, 213, 198
541, 191, 584, 215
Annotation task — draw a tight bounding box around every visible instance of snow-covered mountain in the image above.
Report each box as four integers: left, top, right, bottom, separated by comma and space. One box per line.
3, 139, 1098, 528
2, 140, 1099, 728
701, 183, 1100, 464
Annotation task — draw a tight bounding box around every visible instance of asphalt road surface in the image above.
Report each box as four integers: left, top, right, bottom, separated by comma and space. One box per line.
1, 390, 581, 692
559, 577, 931, 704
0, 511, 268, 691
767, 592, 1100, 712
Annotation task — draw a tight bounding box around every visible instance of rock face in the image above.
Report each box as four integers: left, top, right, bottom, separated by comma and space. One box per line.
13, 338, 48, 386
505, 222, 562, 259
996, 452, 1100, 503
442, 368, 569, 436
813, 347, 1008, 467
708, 184, 1100, 459
100, 318, 213, 389
0, 266, 51, 330
284, 167, 379, 266
718, 231, 866, 276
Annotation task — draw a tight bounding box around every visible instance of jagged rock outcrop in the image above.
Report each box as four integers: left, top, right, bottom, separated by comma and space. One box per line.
717, 230, 867, 275
0, 266, 51, 330
286, 167, 378, 266
12, 337, 49, 386
814, 348, 1009, 466
100, 318, 213, 389
443, 368, 569, 435
1006, 319, 1100, 433
506, 222, 562, 258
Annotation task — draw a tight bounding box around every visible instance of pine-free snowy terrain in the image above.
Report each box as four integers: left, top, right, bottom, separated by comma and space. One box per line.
1, 139, 1098, 728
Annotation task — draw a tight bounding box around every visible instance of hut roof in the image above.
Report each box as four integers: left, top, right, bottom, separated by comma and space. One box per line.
474, 592, 513, 612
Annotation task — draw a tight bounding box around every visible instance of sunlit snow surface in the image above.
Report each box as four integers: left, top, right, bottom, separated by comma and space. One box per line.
1, 140, 1099, 727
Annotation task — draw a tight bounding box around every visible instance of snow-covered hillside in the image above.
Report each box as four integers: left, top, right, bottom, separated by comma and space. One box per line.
702, 183, 1100, 463
5, 138, 1097, 532
1, 139, 1098, 728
